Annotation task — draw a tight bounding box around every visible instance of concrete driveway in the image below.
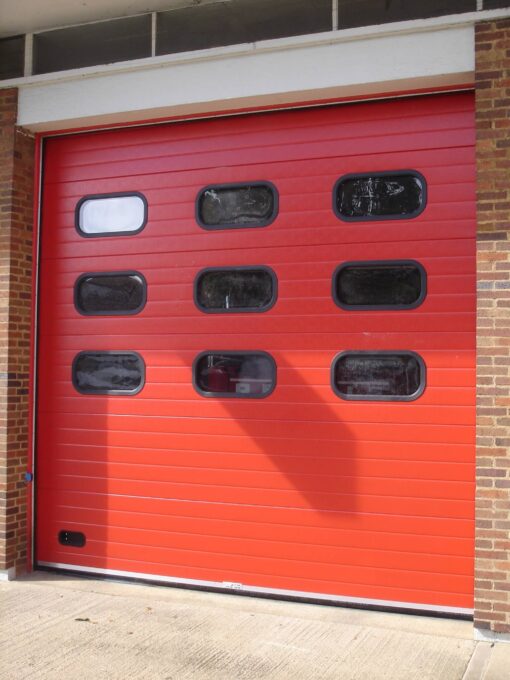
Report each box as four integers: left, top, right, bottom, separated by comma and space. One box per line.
1, 572, 508, 679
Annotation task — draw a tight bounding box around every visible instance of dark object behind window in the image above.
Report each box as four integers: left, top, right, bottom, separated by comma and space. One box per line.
59, 530, 86, 547
334, 172, 426, 220
157, 0, 331, 55
73, 352, 145, 395
194, 352, 276, 398
33, 15, 151, 75
75, 272, 146, 315
197, 183, 277, 229
195, 267, 276, 312
334, 261, 426, 309
338, 0, 475, 29
0, 35, 25, 80
482, 1, 510, 8
332, 352, 425, 401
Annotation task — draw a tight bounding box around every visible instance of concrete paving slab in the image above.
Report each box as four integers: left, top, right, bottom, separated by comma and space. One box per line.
484, 642, 510, 680
0, 571, 498, 680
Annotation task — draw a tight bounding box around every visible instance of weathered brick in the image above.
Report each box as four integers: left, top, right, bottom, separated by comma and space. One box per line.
475, 18, 510, 635
0, 87, 34, 577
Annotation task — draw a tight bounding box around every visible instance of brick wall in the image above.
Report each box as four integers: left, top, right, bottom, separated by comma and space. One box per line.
475, 18, 510, 636
0, 88, 34, 576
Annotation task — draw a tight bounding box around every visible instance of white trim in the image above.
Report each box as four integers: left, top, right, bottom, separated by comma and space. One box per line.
16, 23, 474, 132
332, 0, 339, 31
151, 12, 157, 58
0, 567, 16, 581
474, 627, 510, 644
38, 561, 473, 617
23, 34, 33, 78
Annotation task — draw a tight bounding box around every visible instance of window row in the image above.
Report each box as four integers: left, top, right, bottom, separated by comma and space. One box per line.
72, 350, 426, 401
74, 261, 426, 315
75, 171, 426, 235
1, 2, 486, 81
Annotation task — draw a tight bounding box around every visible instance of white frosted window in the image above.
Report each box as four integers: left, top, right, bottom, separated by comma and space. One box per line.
77, 194, 147, 236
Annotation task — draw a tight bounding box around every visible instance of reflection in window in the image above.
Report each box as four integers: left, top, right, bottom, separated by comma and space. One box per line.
334, 261, 425, 309
197, 183, 277, 229
76, 193, 147, 235
332, 352, 425, 401
75, 272, 146, 315
73, 352, 145, 394
195, 268, 276, 312
194, 352, 276, 397
335, 172, 425, 220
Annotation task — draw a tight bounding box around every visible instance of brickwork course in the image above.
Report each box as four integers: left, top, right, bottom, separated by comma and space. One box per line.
475, 18, 510, 635
0, 88, 34, 575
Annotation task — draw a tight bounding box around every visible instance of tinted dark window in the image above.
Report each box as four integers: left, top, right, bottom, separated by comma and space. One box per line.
484, 0, 510, 7
195, 267, 276, 312
75, 272, 146, 315
0, 35, 25, 80
197, 183, 277, 229
338, 0, 475, 29
334, 172, 426, 220
194, 352, 276, 398
157, 0, 331, 55
33, 14, 151, 75
332, 352, 425, 401
73, 352, 145, 395
334, 261, 426, 309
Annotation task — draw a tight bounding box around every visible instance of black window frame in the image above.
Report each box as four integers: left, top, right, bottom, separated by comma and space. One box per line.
74, 270, 147, 316
72, 350, 146, 395
194, 265, 277, 314
75, 191, 148, 238
331, 350, 426, 402
333, 170, 427, 222
195, 181, 278, 231
332, 259, 427, 311
193, 350, 277, 399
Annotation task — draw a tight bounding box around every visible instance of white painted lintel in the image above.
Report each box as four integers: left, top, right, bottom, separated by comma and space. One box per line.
16, 21, 477, 133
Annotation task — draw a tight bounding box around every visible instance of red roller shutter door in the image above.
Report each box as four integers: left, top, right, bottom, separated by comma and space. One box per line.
36, 92, 476, 613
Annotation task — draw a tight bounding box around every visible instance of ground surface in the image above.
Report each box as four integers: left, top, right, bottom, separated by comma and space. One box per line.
1, 572, 509, 679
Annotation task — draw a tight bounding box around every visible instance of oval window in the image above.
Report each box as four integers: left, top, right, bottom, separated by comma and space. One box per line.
332, 351, 425, 401
334, 172, 426, 221
196, 182, 277, 229
194, 352, 276, 398
73, 351, 145, 395
76, 192, 147, 236
333, 261, 426, 309
195, 267, 276, 312
75, 272, 147, 315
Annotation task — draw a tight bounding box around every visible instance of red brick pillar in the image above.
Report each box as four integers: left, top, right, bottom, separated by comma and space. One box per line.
475, 18, 510, 639
0, 88, 35, 578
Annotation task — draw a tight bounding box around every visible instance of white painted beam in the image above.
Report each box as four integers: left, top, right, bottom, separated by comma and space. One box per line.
17, 23, 474, 132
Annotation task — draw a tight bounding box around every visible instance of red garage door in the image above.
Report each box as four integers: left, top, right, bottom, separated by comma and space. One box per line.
36, 92, 476, 613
